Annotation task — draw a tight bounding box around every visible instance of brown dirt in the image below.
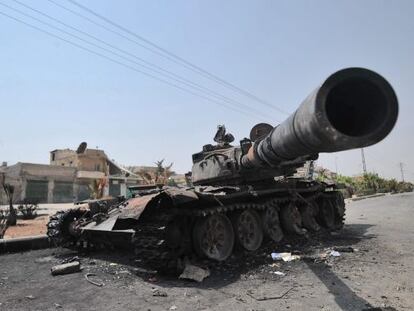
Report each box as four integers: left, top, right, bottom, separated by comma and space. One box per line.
3, 215, 48, 239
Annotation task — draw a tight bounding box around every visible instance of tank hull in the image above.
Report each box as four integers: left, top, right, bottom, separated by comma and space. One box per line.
47, 180, 345, 271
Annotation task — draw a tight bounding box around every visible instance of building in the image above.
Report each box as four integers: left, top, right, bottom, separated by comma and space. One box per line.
0, 147, 143, 204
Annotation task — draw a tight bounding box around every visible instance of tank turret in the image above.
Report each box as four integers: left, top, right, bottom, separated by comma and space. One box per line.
191, 67, 398, 185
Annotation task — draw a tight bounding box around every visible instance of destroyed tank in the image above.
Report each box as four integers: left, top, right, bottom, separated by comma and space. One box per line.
47, 68, 398, 269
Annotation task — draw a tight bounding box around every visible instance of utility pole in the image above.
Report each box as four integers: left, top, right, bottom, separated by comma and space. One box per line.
335, 156, 338, 175
361, 148, 367, 174
399, 162, 405, 182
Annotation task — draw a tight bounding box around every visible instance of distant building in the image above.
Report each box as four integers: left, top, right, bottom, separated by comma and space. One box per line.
0, 147, 143, 204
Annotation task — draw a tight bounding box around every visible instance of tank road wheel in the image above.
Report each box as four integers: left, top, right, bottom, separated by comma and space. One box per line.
316, 197, 336, 229
280, 203, 306, 235
193, 214, 234, 261
233, 210, 263, 251
261, 206, 284, 243
299, 201, 321, 232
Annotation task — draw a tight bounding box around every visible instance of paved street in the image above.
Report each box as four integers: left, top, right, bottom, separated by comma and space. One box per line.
1, 193, 413, 311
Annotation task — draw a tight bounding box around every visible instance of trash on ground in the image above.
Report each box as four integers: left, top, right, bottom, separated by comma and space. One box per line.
51, 261, 81, 276
169, 306, 177, 310
272, 271, 285, 276
84, 273, 104, 287
152, 288, 168, 297
25, 295, 35, 300
271, 252, 300, 262
329, 250, 341, 257
179, 262, 210, 282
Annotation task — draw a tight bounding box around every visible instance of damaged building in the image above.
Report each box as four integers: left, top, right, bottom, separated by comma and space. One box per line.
0, 146, 143, 204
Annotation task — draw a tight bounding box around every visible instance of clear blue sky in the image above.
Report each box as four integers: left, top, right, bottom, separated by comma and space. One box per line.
1, 0, 413, 181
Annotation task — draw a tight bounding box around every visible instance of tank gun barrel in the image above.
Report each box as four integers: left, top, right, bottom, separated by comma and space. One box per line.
241, 68, 398, 169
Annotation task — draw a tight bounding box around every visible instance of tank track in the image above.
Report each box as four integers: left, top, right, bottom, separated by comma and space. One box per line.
47, 190, 345, 273
131, 190, 345, 272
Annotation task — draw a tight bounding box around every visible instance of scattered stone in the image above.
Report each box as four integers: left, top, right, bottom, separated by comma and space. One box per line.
329, 251, 341, 257
179, 262, 210, 282
51, 261, 81, 276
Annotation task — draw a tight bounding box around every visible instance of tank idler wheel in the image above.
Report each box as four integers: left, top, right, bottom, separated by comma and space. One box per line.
192, 214, 234, 261
280, 203, 306, 235
261, 206, 284, 243
233, 209, 263, 251
300, 202, 321, 232
317, 197, 336, 229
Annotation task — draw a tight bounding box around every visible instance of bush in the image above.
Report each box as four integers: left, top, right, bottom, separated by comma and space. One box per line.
17, 200, 38, 219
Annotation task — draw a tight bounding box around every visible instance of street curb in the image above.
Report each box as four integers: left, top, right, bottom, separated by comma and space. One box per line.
0, 235, 52, 254
346, 193, 387, 203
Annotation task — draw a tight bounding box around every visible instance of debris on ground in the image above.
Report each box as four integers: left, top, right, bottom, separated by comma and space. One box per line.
25, 295, 35, 300
152, 288, 168, 297
329, 250, 341, 257
169, 306, 177, 310
271, 271, 285, 276
179, 262, 210, 282
246, 287, 294, 301
84, 273, 104, 287
51, 261, 81, 276
271, 252, 300, 262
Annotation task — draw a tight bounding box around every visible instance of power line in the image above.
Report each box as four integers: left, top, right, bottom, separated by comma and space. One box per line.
9, 0, 271, 121
0, 9, 260, 119
55, 0, 290, 115
4, 1, 270, 120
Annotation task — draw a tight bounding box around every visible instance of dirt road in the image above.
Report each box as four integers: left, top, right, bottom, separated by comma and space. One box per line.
1, 193, 413, 311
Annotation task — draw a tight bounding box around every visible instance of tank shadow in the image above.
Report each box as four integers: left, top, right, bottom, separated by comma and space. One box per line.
306, 262, 397, 311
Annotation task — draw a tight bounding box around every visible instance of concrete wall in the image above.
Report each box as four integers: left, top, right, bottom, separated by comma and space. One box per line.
50, 149, 78, 167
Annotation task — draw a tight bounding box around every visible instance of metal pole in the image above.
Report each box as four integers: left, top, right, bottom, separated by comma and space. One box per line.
361, 148, 367, 174
399, 162, 405, 182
